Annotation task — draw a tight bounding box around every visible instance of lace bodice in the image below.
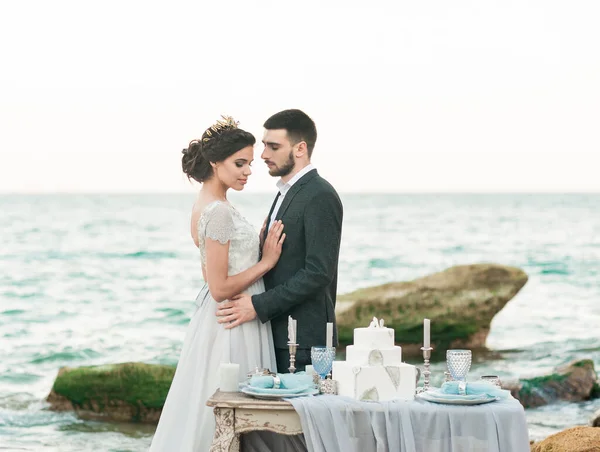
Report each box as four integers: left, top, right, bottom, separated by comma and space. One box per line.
197, 201, 260, 275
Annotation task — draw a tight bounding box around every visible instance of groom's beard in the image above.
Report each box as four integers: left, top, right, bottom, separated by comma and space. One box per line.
268, 150, 295, 177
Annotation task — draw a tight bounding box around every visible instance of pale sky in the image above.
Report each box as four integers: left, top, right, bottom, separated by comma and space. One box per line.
1, 0, 599, 193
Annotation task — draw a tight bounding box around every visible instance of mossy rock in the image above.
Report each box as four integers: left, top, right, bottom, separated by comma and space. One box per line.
47, 362, 175, 423
591, 381, 600, 399
591, 408, 600, 427
504, 359, 599, 408
336, 264, 528, 355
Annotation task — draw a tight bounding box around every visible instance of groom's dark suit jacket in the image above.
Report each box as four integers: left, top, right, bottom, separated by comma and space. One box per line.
252, 169, 343, 370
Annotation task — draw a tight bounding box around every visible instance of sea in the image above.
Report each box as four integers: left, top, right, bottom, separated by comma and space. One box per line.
1, 193, 599, 451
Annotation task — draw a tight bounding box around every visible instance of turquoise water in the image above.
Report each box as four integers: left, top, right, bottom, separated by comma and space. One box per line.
1, 193, 599, 451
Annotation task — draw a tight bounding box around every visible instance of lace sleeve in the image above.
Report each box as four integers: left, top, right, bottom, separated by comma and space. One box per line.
202, 202, 235, 244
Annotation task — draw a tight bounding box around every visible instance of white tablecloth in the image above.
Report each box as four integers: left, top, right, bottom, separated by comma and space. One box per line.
289, 394, 530, 452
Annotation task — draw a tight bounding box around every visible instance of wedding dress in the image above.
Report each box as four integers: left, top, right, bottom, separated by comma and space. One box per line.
149, 200, 277, 452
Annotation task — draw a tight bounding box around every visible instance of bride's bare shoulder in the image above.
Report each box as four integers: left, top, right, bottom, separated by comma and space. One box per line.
193, 199, 229, 220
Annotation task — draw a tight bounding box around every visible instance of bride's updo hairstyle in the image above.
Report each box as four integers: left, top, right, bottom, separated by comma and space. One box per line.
182, 115, 256, 183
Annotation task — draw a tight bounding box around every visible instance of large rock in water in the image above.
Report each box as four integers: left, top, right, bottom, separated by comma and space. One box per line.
503, 359, 599, 409
530, 427, 600, 452
591, 408, 600, 427
335, 264, 528, 354
46, 362, 175, 423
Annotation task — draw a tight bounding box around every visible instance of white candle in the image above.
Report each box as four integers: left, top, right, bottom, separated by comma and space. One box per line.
305, 365, 315, 375
294, 319, 297, 343
288, 316, 297, 343
219, 363, 240, 392
326, 322, 333, 348
424, 318, 431, 348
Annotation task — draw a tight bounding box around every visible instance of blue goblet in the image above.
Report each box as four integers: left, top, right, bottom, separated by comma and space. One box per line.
311, 346, 336, 380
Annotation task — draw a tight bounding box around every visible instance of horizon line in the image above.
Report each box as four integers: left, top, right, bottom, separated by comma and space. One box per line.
1, 190, 599, 195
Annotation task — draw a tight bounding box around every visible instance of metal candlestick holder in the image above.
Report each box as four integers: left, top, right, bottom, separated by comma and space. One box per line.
288, 342, 299, 374
418, 346, 433, 393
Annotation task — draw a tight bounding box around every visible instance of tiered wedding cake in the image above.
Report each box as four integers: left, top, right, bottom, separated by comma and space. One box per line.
332, 317, 418, 401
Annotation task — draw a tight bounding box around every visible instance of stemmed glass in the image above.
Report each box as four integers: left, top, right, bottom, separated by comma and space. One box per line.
446, 349, 472, 381
311, 346, 336, 380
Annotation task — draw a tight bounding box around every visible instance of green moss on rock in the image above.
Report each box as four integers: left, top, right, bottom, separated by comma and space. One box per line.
512, 360, 598, 408
337, 325, 354, 346
519, 373, 569, 395
339, 318, 480, 350
591, 381, 600, 399
52, 362, 175, 410
396, 320, 480, 346
572, 359, 595, 368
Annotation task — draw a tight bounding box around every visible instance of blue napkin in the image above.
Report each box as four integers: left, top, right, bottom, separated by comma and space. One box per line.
248, 372, 314, 394
440, 381, 510, 400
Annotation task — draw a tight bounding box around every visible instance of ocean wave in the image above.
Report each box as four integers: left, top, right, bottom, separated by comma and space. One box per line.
6, 277, 48, 287
367, 257, 416, 269
540, 268, 570, 275
29, 349, 102, 365
2, 292, 40, 299
155, 307, 187, 318
368, 258, 396, 269
1, 309, 26, 316
82, 220, 132, 230
118, 251, 178, 259
0, 372, 43, 385
0, 392, 40, 412
0, 250, 179, 261
2, 329, 29, 339
441, 245, 466, 254
526, 259, 571, 276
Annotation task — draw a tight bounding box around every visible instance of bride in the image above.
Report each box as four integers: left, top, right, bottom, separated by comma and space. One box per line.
149, 116, 285, 451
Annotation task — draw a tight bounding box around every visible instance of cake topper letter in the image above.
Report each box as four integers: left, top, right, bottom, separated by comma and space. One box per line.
368, 317, 385, 328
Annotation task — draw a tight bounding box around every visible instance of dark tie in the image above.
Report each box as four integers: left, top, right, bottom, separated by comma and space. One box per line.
263, 191, 281, 247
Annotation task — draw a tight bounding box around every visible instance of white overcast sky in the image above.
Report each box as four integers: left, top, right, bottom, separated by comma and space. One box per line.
1, 0, 598, 193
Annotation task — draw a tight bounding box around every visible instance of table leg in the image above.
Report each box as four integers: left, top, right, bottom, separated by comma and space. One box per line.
210, 407, 240, 452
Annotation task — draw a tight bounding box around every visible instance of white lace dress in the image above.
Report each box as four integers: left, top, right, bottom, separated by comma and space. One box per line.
149, 201, 277, 452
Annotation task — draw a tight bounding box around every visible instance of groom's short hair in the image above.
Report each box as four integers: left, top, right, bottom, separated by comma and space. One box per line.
264, 109, 317, 157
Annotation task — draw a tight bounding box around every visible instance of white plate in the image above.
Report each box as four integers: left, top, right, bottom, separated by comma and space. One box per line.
241, 386, 319, 400
416, 390, 499, 405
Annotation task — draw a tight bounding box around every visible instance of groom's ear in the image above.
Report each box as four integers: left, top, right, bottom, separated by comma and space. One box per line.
295, 141, 308, 158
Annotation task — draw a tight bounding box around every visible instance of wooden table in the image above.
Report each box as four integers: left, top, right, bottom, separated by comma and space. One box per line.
206, 390, 303, 452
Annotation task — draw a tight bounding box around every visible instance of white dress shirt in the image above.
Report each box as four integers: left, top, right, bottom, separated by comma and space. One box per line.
269, 164, 315, 229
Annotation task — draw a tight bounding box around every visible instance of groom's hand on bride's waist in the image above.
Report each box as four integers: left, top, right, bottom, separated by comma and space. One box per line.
216, 293, 257, 329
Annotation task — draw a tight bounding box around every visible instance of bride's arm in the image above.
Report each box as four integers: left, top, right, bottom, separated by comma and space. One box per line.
205, 221, 285, 302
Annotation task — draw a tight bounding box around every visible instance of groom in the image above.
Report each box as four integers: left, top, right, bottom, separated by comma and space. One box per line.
216, 109, 343, 373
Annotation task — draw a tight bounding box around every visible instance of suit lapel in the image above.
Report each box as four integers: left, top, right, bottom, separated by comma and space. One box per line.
275, 169, 318, 221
